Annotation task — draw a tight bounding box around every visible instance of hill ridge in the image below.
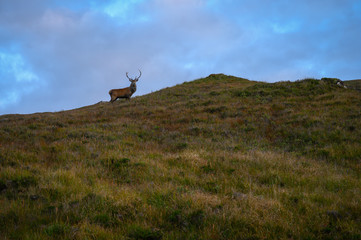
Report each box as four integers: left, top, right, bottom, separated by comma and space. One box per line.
1, 75, 360, 117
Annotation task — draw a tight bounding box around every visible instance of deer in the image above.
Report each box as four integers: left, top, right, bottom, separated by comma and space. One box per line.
109, 70, 141, 103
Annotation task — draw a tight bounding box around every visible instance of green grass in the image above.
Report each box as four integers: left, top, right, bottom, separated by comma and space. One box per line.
344, 79, 361, 91
0, 74, 360, 239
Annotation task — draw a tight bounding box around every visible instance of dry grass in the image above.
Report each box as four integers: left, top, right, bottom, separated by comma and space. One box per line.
0, 74, 360, 239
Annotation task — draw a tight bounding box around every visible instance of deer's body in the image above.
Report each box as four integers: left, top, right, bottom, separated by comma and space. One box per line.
109, 70, 141, 103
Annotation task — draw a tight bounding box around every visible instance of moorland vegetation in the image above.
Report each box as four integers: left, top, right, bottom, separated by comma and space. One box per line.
0, 74, 360, 239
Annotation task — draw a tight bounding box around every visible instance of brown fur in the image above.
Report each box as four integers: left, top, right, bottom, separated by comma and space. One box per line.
109, 86, 133, 102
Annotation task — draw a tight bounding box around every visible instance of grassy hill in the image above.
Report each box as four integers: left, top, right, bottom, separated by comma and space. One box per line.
0, 74, 360, 239
344, 79, 361, 91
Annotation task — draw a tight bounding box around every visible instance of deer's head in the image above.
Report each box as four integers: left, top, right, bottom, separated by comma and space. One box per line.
126, 70, 142, 83
126, 70, 141, 93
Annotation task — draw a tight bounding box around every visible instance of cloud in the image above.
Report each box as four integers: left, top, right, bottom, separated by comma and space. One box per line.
0, 0, 360, 114
0, 52, 43, 110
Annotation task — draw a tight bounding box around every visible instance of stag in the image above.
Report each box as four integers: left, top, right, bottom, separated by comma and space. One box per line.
109, 70, 142, 103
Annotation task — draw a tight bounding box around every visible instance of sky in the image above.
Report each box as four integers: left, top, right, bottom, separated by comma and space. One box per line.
0, 0, 360, 115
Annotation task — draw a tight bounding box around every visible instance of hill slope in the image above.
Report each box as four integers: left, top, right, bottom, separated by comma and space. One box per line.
0, 74, 360, 239
344, 79, 361, 91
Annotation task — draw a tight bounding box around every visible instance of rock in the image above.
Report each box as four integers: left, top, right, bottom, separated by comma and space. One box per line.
336, 80, 347, 89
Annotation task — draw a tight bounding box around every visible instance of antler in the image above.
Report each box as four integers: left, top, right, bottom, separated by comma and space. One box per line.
126, 70, 141, 81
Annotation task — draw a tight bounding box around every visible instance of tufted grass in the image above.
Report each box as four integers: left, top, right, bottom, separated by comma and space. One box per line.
0, 74, 360, 239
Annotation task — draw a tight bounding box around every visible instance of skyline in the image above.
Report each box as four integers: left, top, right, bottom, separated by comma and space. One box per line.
1, 0, 361, 115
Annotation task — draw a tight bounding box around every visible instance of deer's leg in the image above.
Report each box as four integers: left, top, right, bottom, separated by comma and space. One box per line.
110, 95, 116, 103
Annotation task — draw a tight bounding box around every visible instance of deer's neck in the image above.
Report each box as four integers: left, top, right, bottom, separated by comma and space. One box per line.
130, 82, 137, 94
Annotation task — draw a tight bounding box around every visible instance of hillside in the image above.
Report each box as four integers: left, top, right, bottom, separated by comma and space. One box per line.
0, 74, 360, 239
344, 79, 361, 91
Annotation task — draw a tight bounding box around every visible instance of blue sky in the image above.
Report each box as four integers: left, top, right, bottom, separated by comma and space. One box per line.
0, 0, 360, 114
